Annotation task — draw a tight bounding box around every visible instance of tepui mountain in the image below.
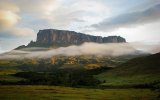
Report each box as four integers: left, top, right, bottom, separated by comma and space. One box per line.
16, 29, 126, 49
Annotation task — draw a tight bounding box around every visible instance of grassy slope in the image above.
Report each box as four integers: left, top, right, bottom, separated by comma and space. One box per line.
0, 85, 159, 100
96, 53, 160, 87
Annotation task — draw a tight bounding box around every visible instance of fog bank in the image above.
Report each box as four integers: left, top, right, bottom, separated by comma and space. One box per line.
0, 42, 159, 59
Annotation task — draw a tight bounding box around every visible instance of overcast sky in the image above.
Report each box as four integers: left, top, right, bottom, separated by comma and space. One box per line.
0, 0, 160, 53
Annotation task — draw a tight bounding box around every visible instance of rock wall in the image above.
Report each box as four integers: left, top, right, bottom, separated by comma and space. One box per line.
28, 29, 126, 47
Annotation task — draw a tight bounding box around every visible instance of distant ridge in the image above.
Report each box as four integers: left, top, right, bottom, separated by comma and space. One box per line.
16, 29, 126, 49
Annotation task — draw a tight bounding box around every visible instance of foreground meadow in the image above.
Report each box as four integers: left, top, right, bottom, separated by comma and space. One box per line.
0, 85, 159, 100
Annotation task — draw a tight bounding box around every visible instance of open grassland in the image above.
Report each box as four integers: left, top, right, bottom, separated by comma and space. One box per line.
96, 53, 160, 87
0, 85, 159, 100
96, 73, 160, 87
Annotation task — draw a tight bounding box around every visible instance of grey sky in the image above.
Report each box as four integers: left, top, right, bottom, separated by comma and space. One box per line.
91, 4, 160, 32
0, 0, 160, 53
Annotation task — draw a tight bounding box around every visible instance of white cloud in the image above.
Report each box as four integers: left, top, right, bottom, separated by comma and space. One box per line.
91, 4, 160, 32
0, 10, 20, 30
0, 42, 160, 59
0, 46, 3, 54
0, 0, 36, 38
0, 0, 111, 36
0, 1, 19, 12
107, 21, 160, 43
10, 27, 35, 37
0, 27, 35, 38
0, 43, 136, 59
45, 0, 111, 29
0, 0, 20, 30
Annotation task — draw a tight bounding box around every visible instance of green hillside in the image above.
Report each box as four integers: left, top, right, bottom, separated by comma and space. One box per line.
0, 54, 141, 86
96, 53, 160, 88
0, 55, 129, 72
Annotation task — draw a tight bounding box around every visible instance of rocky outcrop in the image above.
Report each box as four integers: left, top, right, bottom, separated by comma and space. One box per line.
16, 29, 126, 49
27, 29, 126, 48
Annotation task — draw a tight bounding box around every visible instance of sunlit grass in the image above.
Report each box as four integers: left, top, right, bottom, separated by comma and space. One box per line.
0, 85, 159, 100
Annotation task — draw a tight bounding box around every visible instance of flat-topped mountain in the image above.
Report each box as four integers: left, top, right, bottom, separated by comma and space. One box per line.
16, 29, 126, 49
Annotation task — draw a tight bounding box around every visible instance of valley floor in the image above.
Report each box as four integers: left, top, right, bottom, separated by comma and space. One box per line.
0, 85, 159, 100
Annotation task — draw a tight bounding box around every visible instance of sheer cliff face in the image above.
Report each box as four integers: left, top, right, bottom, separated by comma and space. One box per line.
29, 29, 126, 47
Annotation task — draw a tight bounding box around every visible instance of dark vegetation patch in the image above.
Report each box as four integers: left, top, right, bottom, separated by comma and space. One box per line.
0, 67, 110, 87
